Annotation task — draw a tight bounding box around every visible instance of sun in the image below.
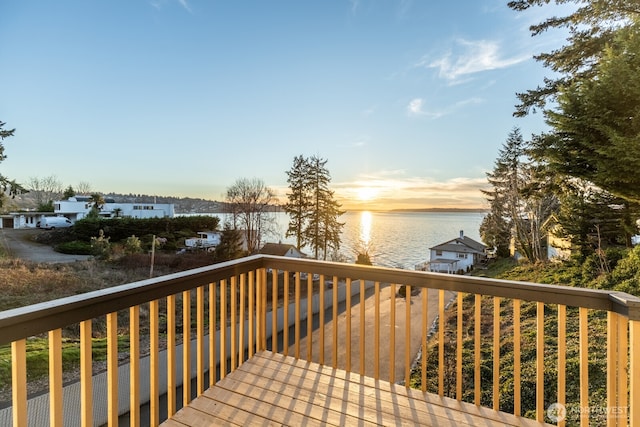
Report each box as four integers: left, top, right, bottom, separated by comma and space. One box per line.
356, 186, 378, 201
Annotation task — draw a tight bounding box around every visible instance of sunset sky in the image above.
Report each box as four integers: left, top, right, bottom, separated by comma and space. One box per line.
0, 1, 565, 210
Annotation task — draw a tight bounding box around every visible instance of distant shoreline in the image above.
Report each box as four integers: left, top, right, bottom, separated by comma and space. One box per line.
179, 208, 489, 215
347, 208, 488, 214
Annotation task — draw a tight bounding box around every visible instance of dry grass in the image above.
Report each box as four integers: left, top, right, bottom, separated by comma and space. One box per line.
0, 252, 218, 312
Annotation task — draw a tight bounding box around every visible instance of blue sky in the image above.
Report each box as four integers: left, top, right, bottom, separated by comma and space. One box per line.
1, 0, 563, 210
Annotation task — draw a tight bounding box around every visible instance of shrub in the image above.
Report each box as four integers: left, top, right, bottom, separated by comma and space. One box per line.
355, 252, 372, 265
124, 235, 143, 255
55, 241, 93, 255
90, 230, 111, 259
398, 285, 407, 298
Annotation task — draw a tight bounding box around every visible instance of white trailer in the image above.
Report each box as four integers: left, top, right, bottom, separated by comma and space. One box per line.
184, 231, 221, 251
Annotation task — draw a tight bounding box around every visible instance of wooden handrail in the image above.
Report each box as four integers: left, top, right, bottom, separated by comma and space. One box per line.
2, 254, 640, 346
2, 254, 640, 427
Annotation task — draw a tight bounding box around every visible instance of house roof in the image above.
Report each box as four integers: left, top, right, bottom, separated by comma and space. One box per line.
430, 235, 487, 254
259, 243, 302, 257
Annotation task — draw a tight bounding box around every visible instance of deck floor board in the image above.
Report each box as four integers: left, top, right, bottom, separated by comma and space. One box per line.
162, 351, 553, 427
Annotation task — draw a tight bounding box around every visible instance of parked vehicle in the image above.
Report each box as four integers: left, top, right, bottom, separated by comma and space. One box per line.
39, 216, 73, 230
184, 231, 221, 251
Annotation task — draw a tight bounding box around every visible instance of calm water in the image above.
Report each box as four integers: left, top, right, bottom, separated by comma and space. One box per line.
206, 211, 486, 270
336, 211, 485, 269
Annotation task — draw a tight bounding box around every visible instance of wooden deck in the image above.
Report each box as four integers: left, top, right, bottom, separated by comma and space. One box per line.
162, 351, 553, 427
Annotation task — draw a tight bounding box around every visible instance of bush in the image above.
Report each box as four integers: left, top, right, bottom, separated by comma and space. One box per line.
90, 230, 111, 259
124, 235, 143, 255
355, 251, 372, 265
71, 216, 220, 244
55, 241, 93, 255
398, 285, 407, 298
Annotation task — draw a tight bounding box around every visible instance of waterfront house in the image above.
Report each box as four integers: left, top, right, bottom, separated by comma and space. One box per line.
258, 242, 306, 258
425, 230, 487, 273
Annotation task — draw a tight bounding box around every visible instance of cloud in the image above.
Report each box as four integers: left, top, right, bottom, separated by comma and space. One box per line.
418, 39, 530, 82
334, 174, 489, 210
148, 0, 192, 13
177, 0, 192, 13
406, 97, 483, 118
407, 98, 442, 118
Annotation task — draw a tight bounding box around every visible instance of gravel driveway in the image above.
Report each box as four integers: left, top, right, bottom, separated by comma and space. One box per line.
0, 228, 92, 263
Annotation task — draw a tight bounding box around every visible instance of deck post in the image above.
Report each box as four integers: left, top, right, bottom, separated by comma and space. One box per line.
11, 339, 27, 427
631, 319, 640, 427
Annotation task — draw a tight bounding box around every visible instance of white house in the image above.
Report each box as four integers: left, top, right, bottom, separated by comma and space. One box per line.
420, 231, 487, 274
258, 243, 306, 258
54, 196, 175, 222
3, 196, 175, 229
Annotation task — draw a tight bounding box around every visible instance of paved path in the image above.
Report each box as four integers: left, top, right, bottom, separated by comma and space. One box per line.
0, 228, 92, 263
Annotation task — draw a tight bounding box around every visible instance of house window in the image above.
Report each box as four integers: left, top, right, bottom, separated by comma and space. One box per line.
457, 253, 467, 259
436, 250, 443, 256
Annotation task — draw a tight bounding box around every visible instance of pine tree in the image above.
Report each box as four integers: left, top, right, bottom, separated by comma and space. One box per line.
556, 181, 640, 260
541, 22, 640, 203
63, 186, 75, 200
215, 221, 245, 261
284, 155, 312, 250
0, 121, 26, 207
482, 128, 557, 262
479, 191, 511, 257
508, 0, 640, 116
482, 128, 530, 258
283, 155, 344, 260
319, 189, 345, 260
299, 156, 345, 260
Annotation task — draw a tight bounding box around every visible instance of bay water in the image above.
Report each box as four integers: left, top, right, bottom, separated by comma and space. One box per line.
206, 211, 486, 270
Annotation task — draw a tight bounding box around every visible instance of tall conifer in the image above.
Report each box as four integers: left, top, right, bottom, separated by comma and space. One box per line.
284, 155, 344, 260
284, 155, 312, 249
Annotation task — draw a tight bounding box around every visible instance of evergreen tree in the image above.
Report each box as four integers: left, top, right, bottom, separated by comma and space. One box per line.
0, 121, 26, 208
63, 186, 75, 200
556, 181, 640, 260
540, 22, 640, 203
482, 128, 557, 262
215, 221, 245, 261
319, 189, 344, 259
482, 128, 530, 258
303, 156, 345, 260
479, 192, 511, 258
284, 155, 312, 249
508, 0, 640, 116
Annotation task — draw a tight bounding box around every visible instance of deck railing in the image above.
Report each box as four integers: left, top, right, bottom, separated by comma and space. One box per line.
1, 255, 639, 426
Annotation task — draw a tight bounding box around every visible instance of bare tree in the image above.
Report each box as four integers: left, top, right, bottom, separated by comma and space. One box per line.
76, 181, 92, 195
225, 178, 277, 253
26, 175, 63, 207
